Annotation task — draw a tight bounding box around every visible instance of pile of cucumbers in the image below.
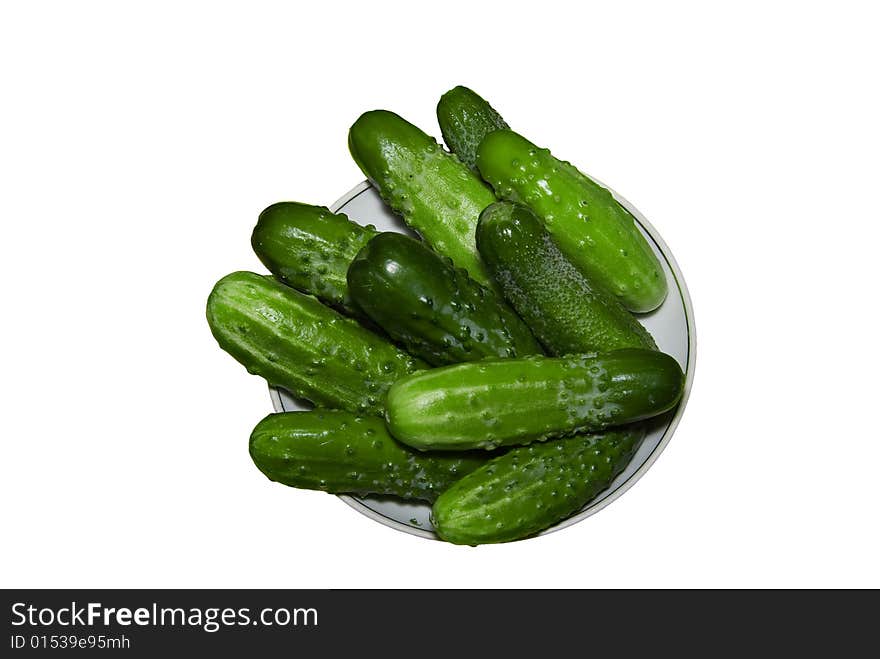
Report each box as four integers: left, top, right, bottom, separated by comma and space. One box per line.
208, 86, 685, 545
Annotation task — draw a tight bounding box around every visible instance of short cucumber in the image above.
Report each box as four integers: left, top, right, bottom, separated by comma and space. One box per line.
476, 129, 668, 312
252, 202, 377, 316
206, 271, 424, 416
437, 86, 509, 170
432, 425, 646, 544
386, 350, 683, 450
348, 110, 498, 290
477, 202, 656, 355
250, 411, 485, 502
347, 232, 541, 365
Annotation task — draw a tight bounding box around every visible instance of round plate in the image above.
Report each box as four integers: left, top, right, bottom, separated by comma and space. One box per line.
270, 180, 696, 541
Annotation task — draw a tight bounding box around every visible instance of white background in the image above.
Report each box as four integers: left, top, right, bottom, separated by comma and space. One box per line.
2, 1, 878, 588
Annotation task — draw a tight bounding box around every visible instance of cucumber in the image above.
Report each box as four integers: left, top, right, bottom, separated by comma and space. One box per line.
347, 232, 541, 365
206, 271, 424, 416
250, 411, 485, 502
477, 202, 656, 355
437, 86, 509, 170
252, 202, 377, 316
432, 425, 646, 544
386, 350, 683, 450
348, 110, 498, 290
476, 129, 668, 313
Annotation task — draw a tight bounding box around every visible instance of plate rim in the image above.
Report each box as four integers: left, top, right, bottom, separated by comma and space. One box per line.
270, 179, 697, 542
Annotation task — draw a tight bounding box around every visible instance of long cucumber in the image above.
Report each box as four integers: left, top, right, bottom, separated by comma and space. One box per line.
385, 350, 683, 450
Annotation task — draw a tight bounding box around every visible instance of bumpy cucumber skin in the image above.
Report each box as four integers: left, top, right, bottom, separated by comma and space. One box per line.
433, 425, 646, 544
347, 232, 541, 366
250, 411, 485, 502
476, 129, 667, 313
437, 86, 509, 170
477, 202, 656, 355
385, 350, 683, 450
252, 202, 377, 316
206, 272, 424, 417
348, 110, 498, 290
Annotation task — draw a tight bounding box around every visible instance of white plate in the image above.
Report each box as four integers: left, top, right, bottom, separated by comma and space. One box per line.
270, 180, 696, 541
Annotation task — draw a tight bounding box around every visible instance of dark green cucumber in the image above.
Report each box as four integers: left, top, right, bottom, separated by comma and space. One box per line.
348, 110, 498, 290
347, 232, 541, 365
386, 350, 683, 450
437, 86, 509, 170
250, 411, 485, 502
432, 425, 646, 544
206, 271, 424, 416
477, 202, 656, 355
476, 129, 668, 312
252, 202, 377, 316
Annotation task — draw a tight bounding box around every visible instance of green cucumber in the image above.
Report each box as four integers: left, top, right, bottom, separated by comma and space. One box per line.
252, 202, 377, 316
432, 425, 646, 544
437, 86, 509, 170
347, 232, 541, 365
477, 202, 656, 355
386, 350, 683, 450
206, 271, 424, 416
476, 129, 668, 312
348, 110, 498, 290
250, 411, 485, 502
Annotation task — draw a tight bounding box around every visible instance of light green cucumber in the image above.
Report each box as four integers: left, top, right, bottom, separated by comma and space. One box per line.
476, 129, 668, 312
348, 109, 498, 290
386, 350, 683, 450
